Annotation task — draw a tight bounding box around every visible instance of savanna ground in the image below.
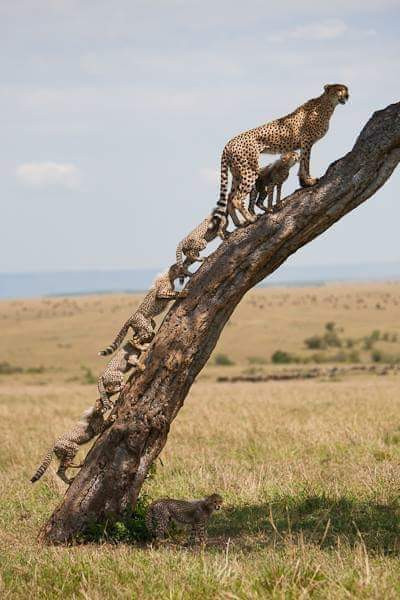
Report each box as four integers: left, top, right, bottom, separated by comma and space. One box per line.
2, 282, 400, 598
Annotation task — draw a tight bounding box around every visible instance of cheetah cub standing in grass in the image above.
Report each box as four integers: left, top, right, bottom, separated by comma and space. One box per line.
98, 263, 187, 356
31, 401, 114, 485
146, 493, 223, 545
176, 214, 219, 282
249, 151, 299, 214
213, 84, 349, 237
98, 338, 151, 410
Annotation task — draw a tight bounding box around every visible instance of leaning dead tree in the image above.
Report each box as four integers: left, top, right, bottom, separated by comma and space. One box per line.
41, 102, 400, 544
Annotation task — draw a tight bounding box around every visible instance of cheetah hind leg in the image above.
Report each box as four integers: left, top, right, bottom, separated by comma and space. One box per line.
267, 185, 274, 211
255, 190, 268, 213
227, 196, 243, 228
57, 464, 75, 485
248, 186, 257, 215
231, 176, 258, 225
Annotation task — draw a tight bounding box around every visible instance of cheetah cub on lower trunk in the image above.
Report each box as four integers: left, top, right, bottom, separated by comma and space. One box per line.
146, 493, 223, 545
98, 338, 151, 410
31, 401, 114, 485
249, 151, 299, 214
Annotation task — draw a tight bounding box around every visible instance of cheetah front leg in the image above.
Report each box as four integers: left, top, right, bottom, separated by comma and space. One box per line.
188, 522, 207, 545
248, 186, 257, 215
255, 189, 268, 212
267, 184, 274, 211
298, 142, 318, 187
275, 183, 283, 207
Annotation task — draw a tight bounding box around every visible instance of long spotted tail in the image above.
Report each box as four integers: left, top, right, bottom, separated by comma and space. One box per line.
176, 241, 185, 284
98, 320, 131, 356
212, 150, 229, 222
210, 150, 230, 239
31, 447, 54, 483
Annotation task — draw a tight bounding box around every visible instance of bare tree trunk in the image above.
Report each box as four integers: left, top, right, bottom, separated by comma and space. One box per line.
41, 102, 400, 544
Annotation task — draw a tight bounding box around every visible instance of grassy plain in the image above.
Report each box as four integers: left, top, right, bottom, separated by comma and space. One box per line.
2, 282, 400, 598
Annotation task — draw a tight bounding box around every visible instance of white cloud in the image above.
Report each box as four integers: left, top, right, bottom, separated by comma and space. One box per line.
199, 167, 220, 186
268, 19, 377, 43
268, 19, 348, 42
16, 162, 80, 189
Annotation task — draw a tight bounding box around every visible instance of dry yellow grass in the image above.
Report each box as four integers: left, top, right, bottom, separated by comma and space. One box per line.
2, 283, 400, 598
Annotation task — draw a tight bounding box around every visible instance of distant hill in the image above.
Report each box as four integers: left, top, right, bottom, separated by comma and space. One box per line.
1, 261, 399, 299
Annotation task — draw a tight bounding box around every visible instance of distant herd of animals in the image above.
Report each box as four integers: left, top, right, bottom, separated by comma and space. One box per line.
31, 83, 349, 543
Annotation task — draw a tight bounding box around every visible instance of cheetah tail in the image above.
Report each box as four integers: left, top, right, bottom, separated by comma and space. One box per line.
176, 242, 185, 285
212, 150, 229, 222
98, 321, 131, 356
30, 447, 54, 483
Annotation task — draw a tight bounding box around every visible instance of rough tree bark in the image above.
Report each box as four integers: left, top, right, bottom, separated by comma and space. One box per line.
41, 102, 400, 544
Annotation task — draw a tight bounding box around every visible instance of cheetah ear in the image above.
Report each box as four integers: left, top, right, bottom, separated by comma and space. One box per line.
324, 84, 331, 92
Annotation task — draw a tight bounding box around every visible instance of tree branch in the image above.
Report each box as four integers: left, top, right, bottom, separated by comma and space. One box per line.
40, 102, 400, 544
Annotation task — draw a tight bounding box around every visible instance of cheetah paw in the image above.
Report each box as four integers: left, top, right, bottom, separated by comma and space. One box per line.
299, 176, 319, 188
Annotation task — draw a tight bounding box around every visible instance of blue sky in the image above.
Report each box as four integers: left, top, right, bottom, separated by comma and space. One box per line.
1, 0, 399, 273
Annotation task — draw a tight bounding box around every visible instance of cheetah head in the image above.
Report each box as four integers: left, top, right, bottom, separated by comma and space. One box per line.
324, 84, 349, 105
282, 151, 300, 167
206, 493, 223, 511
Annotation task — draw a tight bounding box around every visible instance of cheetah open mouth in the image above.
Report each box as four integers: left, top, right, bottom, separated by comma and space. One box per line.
339, 96, 348, 105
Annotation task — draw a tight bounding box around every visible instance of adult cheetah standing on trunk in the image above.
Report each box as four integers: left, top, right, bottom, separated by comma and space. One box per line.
213, 84, 349, 238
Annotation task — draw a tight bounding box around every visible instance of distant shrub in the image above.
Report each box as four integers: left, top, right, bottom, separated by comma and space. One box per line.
372, 350, 383, 363
324, 331, 342, 348
310, 351, 360, 364
346, 338, 355, 348
247, 356, 268, 365
26, 366, 45, 374
347, 351, 360, 363
363, 337, 374, 350
305, 322, 342, 351
304, 335, 326, 350
271, 350, 299, 364
371, 330, 381, 342
371, 350, 400, 364
0, 362, 23, 375
381, 331, 398, 343
214, 353, 235, 366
